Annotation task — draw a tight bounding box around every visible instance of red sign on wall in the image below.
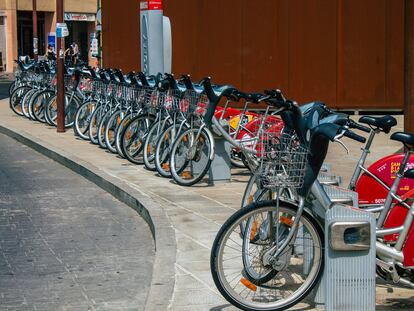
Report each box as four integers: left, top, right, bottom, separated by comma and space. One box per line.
140, 0, 163, 11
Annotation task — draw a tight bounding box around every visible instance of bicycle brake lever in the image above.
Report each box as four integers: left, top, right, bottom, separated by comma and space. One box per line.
334, 137, 349, 154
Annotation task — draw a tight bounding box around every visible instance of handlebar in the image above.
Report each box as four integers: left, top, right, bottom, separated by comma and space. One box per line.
343, 129, 367, 143
348, 119, 371, 133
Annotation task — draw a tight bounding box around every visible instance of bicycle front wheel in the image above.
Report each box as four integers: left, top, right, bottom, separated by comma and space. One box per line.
9, 86, 30, 116
169, 127, 213, 186
73, 100, 98, 140
210, 200, 324, 311
155, 124, 182, 178
31, 90, 54, 123
121, 115, 154, 165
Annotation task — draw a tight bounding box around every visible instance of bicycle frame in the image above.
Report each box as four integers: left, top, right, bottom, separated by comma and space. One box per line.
210, 105, 284, 169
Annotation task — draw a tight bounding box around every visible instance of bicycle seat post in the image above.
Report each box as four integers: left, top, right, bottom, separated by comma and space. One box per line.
219, 99, 231, 122
377, 147, 414, 228
348, 128, 378, 190
233, 100, 249, 138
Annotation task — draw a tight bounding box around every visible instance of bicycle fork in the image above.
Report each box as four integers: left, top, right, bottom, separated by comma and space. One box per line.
262, 196, 305, 268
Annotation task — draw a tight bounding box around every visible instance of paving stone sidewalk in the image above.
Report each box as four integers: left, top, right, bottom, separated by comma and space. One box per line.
0, 133, 154, 311
0, 99, 412, 310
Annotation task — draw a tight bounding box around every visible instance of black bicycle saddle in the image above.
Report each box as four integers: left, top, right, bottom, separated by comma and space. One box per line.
359, 115, 397, 133
390, 132, 414, 147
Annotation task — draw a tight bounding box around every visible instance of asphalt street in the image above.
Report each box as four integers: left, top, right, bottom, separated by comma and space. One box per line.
0, 133, 154, 311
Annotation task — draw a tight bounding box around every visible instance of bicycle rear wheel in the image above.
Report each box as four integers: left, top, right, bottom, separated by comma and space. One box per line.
210, 200, 324, 311
169, 127, 213, 186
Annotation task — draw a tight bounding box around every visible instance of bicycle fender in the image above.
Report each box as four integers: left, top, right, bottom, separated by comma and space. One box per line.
204, 127, 215, 161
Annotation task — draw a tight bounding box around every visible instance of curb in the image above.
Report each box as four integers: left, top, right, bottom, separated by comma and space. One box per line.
0, 124, 176, 311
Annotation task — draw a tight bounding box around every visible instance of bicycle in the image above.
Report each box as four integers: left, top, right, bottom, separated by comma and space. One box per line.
210, 90, 373, 310
168, 78, 286, 186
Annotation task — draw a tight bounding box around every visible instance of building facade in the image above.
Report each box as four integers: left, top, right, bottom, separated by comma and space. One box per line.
0, 0, 97, 72
101, 0, 407, 111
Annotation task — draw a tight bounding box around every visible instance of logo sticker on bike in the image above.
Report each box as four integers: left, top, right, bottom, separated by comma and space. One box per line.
390, 162, 400, 179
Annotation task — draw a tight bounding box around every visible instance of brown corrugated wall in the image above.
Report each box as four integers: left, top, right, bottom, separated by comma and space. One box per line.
102, 0, 405, 110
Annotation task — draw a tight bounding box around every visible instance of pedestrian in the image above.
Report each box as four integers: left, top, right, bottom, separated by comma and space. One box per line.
71, 42, 79, 64
64, 45, 75, 65
45, 45, 56, 61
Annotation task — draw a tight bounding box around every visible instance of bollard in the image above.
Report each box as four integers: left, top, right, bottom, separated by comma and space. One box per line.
324, 204, 376, 311
208, 136, 232, 184
323, 185, 358, 207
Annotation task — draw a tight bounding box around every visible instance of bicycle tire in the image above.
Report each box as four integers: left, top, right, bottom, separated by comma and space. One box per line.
169, 127, 213, 186
97, 109, 114, 149
31, 90, 55, 123
143, 120, 166, 171
230, 150, 247, 168
88, 105, 104, 144
120, 114, 154, 165
73, 100, 98, 140
115, 113, 134, 158
8, 80, 16, 96
104, 109, 124, 153
28, 89, 43, 120
210, 200, 324, 311
155, 124, 181, 178
9, 86, 29, 116
44, 94, 57, 126
21, 89, 36, 118
45, 93, 79, 128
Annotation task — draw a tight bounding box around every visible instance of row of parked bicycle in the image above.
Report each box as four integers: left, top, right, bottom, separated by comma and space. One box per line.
9, 59, 289, 186
8, 59, 414, 311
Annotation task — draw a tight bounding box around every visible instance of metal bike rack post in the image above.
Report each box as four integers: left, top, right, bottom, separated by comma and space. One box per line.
319, 204, 376, 311
208, 135, 232, 184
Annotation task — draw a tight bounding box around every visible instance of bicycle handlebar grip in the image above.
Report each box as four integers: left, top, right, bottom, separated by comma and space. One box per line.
349, 120, 371, 133
344, 129, 366, 143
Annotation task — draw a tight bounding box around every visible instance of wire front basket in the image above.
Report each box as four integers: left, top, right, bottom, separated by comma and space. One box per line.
64, 74, 76, 90
255, 132, 309, 189
79, 77, 94, 93
177, 90, 209, 117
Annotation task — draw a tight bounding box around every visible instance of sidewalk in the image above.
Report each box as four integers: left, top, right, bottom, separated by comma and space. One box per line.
0, 99, 411, 311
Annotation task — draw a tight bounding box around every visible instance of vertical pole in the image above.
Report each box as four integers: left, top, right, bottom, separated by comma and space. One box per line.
56, 0, 65, 133
405, 0, 414, 133
32, 0, 38, 60
97, 0, 102, 67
